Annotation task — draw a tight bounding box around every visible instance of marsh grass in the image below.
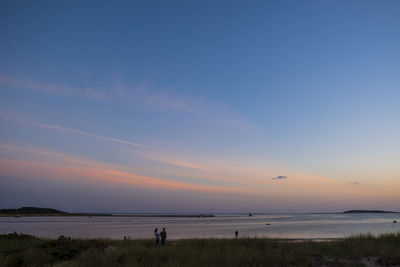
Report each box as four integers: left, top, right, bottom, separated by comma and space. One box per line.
1, 232, 399, 266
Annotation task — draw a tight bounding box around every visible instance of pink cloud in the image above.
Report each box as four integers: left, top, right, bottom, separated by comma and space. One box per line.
0, 145, 242, 194
145, 155, 207, 171
0, 158, 240, 194
1, 144, 399, 209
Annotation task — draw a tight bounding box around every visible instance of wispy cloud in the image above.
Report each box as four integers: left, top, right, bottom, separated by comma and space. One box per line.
0, 74, 106, 100
0, 74, 202, 113
0, 114, 151, 149
0, 145, 240, 194
2, 144, 399, 204
272, 175, 288, 180
110, 82, 204, 113
0, 144, 248, 187
145, 155, 207, 171
1, 74, 251, 129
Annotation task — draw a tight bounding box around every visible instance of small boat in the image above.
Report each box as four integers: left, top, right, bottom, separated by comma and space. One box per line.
394, 220, 397, 223
249, 213, 253, 217
266, 223, 271, 226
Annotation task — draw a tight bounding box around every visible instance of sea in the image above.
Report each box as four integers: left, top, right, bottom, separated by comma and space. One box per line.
0, 213, 399, 240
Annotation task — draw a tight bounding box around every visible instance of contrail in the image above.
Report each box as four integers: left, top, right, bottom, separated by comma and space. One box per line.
0, 114, 152, 149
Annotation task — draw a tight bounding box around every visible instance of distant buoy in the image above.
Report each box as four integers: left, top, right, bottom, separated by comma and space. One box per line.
249, 213, 253, 217
394, 220, 397, 223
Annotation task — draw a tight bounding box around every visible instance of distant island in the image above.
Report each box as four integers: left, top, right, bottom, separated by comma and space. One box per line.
343, 210, 397, 214
0, 207, 67, 215
0, 207, 214, 217
0, 207, 110, 217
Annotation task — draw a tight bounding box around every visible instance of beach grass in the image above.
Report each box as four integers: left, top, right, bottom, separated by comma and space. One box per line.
1, 232, 399, 266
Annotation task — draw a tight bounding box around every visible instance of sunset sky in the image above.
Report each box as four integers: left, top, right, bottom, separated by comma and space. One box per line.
1, 0, 399, 213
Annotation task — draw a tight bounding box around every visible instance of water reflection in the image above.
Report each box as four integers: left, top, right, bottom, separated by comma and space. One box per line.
0, 213, 399, 240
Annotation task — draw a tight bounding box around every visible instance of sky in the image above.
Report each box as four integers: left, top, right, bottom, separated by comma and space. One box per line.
0, 0, 399, 213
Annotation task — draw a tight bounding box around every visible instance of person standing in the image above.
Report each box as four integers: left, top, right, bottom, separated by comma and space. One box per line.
235, 230, 238, 238
154, 228, 160, 246
160, 228, 167, 246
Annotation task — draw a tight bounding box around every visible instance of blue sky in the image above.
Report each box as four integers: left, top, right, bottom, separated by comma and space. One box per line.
1, 0, 399, 212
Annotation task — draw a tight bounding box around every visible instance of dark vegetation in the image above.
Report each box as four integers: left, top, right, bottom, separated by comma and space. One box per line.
344, 210, 397, 214
0, 207, 67, 215
0, 207, 111, 217
0, 207, 213, 217
1, 232, 399, 266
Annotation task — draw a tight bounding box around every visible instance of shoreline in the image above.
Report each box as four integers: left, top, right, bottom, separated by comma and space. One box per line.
2, 207, 398, 217
0, 232, 343, 242
2, 212, 399, 217
0, 214, 215, 218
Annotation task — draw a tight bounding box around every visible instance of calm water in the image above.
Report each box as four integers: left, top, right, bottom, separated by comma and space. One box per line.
0, 213, 399, 240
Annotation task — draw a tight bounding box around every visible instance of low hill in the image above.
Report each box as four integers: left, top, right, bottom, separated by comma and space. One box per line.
0, 207, 209, 217
0, 207, 67, 215
343, 210, 396, 214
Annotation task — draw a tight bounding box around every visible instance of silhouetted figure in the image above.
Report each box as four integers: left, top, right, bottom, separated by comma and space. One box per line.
154, 228, 160, 246
235, 230, 238, 238
160, 228, 167, 245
